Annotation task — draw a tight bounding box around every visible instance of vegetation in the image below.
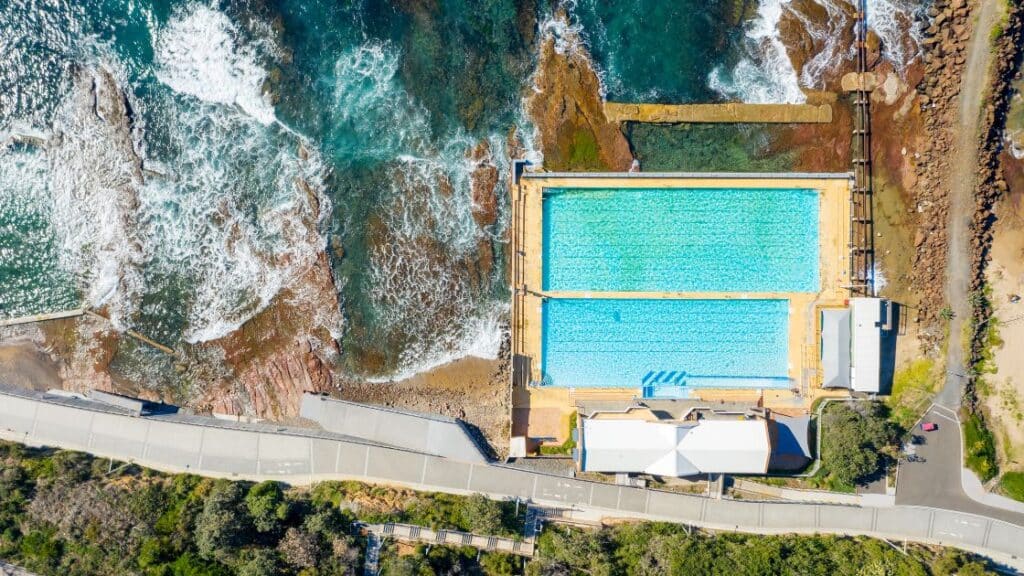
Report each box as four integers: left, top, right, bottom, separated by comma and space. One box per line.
525, 523, 993, 576
816, 402, 900, 491
309, 481, 523, 537
998, 471, 1024, 502
964, 413, 999, 482
567, 129, 602, 170
887, 359, 940, 429
539, 411, 578, 456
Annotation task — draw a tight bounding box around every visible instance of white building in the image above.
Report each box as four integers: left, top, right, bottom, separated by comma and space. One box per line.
580, 418, 772, 476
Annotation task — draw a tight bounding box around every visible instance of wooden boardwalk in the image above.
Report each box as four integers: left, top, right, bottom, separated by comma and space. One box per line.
361, 522, 535, 557
604, 102, 833, 124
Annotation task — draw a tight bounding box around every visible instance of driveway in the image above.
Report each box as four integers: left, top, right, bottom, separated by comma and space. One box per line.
896, 405, 1024, 526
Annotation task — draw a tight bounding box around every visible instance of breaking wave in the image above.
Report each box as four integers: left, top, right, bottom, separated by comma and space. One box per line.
154, 3, 278, 125
331, 41, 509, 379
708, 0, 807, 104
708, 0, 923, 103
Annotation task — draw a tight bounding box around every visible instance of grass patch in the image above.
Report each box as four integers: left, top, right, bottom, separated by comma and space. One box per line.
567, 129, 601, 170
999, 472, 1024, 502
539, 411, 577, 455
886, 359, 939, 429
964, 413, 999, 482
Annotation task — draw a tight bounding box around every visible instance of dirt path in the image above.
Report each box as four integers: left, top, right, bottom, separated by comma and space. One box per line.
940, 0, 1003, 408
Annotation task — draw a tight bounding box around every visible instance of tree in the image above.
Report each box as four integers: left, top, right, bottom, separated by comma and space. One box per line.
278, 527, 322, 569
821, 403, 899, 488
460, 493, 503, 535
245, 481, 288, 534
195, 481, 250, 562
236, 548, 283, 576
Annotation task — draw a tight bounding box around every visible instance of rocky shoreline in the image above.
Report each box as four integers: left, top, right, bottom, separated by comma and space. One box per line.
908, 0, 975, 351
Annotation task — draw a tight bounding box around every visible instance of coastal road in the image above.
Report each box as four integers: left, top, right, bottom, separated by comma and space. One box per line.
1, 385, 1022, 568
940, 0, 1003, 408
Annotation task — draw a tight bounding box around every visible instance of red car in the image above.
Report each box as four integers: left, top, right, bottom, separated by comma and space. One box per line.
921, 422, 938, 432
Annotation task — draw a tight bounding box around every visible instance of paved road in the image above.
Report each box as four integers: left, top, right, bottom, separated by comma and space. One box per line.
1, 386, 1022, 568
940, 0, 1002, 408
896, 405, 1024, 527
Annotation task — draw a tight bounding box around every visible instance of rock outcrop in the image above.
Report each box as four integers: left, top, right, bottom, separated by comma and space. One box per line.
525, 13, 633, 172
205, 176, 344, 419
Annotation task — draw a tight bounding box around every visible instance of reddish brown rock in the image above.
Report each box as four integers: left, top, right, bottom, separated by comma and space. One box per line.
525, 13, 632, 172
468, 140, 499, 228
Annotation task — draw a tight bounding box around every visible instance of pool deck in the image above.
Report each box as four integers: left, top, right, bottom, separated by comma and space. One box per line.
511, 173, 853, 443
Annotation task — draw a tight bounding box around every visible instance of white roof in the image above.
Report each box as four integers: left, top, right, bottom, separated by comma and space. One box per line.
677, 420, 771, 474
850, 298, 882, 393
581, 418, 770, 476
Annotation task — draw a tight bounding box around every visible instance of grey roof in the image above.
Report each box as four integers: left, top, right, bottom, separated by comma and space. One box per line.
821, 308, 851, 389
769, 415, 812, 471
299, 394, 488, 464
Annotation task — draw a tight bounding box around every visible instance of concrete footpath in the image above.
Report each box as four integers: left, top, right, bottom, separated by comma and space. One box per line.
0, 385, 1021, 569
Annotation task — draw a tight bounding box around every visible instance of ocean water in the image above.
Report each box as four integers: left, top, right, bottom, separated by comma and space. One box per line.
0, 0, 917, 384
542, 187, 820, 293
567, 0, 924, 104
541, 298, 791, 390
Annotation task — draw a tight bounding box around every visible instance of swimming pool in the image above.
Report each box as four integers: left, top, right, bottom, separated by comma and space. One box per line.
542, 187, 820, 293
540, 298, 791, 392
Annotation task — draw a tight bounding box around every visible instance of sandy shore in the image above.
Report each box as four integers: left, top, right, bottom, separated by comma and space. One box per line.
0, 343, 62, 391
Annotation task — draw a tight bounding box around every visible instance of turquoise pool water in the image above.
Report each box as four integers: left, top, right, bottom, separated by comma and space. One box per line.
542, 187, 820, 293
541, 298, 791, 392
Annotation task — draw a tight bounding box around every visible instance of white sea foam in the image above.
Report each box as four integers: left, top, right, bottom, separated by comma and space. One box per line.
135, 98, 329, 343
866, 0, 924, 72
708, 0, 807, 104
154, 4, 277, 125
708, 0, 922, 103
871, 261, 888, 293
43, 68, 148, 329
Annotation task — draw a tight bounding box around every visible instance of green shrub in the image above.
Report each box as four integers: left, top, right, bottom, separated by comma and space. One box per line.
194, 481, 252, 561
245, 481, 289, 533
964, 414, 999, 482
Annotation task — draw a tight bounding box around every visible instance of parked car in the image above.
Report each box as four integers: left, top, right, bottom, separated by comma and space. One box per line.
921, 422, 938, 432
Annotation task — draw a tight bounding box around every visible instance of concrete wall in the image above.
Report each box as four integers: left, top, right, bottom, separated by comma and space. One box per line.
0, 387, 1021, 567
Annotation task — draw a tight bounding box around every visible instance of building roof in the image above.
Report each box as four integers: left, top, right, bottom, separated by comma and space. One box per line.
821, 308, 852, 389
299, 394, 488, 463
581, 419, 698, 476
580, 418, 771, 476
851, 298, 885, 393
677, 420, 771, 474
768, 415, 813, 471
